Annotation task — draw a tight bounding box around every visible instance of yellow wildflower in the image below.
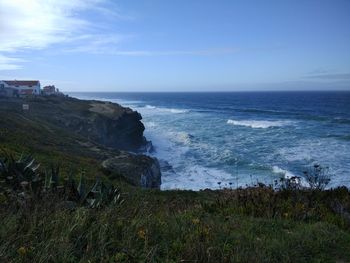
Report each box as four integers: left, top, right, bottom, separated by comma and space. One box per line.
17, 246, 27, 256
138, 228, 146, 239
202, 226, 210, 236
192, 218, 200, 225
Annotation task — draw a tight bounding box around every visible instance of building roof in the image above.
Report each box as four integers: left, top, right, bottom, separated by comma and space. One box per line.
4, 80, 40, 86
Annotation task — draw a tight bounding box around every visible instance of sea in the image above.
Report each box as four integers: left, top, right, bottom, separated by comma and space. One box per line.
70, 92, 350, 190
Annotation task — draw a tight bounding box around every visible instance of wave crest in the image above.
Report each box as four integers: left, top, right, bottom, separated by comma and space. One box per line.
227, 119, 291, 128
272, 166, 296, 179
142, 105, 189, 114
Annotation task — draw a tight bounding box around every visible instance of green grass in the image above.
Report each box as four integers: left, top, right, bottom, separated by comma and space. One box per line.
1, 186, 350, 262
1, 97, 350, 262
0, 104, 107, 179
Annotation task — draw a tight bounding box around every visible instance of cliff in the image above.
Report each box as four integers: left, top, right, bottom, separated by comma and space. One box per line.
102, 153, 161, 188
0, 96, 161, 188
1, 96, 147, 151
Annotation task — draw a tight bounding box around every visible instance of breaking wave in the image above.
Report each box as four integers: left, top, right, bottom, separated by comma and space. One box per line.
272, 166, 297, 179
227, 119, 292, 129
143, 105, 189, 114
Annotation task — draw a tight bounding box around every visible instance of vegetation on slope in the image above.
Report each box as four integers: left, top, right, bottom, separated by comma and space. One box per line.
1, 153, 350, 262
1, 173, 350, 262
1, 97, 350, 262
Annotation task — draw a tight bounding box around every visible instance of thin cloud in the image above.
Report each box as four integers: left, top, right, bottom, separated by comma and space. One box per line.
71, 47, 241, 56
0, 55, 25, 70
99, 45, 281, 57
307, 68, 329, 75
64, 34, 132, 54
0, 0, 95, 52
305, 73, 350, 80
0, 0, 128, 69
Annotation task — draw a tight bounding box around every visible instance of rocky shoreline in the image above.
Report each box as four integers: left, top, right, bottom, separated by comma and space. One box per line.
0, 95, 161, 188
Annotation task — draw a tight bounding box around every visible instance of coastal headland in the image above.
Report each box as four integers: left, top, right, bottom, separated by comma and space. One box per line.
1, 95, 350, 262
0, 95, 161, 188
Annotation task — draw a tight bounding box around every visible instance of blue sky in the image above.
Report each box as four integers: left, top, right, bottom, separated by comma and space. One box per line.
0, 0, 349, 91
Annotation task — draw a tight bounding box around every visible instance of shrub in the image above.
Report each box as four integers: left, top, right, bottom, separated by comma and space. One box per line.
0, 152, 123, 209
303, 164, 332, 190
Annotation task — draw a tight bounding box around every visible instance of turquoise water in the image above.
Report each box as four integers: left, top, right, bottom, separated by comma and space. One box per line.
71, 92, 350, 190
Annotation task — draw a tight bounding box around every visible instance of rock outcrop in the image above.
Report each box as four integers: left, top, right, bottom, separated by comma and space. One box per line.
102, 153, 161, 188
28, 96, 147, 151
0, 96, 162, 189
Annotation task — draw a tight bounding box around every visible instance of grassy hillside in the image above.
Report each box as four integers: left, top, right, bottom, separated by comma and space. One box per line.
1, 185, 350, 262
0, 99, 106, 177
1, 97, 350, 262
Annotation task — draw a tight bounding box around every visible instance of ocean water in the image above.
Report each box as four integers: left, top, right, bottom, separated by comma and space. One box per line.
70, 92, 350, 190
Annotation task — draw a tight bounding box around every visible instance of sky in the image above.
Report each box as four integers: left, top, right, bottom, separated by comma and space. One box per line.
0, 0, 349, 92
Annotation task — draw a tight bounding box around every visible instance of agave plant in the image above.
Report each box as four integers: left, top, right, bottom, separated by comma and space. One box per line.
74, 173, 123, 208
86, 177, 124, 208
0, 152, 41, 192
1, 152, 124, 209
44, 165, 60, 191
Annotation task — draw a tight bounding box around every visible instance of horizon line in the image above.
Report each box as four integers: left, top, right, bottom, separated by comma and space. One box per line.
66, 89, 350, 93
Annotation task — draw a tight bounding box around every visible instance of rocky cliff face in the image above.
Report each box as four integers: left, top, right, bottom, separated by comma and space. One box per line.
26, 97, 147, 151
80, 101, 147, 151
102, 153, 161, 188
0, 96, 161, 188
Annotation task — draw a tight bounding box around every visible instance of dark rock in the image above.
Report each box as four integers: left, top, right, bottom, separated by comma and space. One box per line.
87, 101, 147, 150
102, 153, 161, 189
0, 96, 147, 151
0, 96, 162, 189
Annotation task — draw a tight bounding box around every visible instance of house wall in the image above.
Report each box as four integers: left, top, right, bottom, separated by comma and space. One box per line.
2, 82, 41, 95
1, 81, 41, 96
0, 82, 15, 97
15, 85, 40, 95
0, 81, 5, 89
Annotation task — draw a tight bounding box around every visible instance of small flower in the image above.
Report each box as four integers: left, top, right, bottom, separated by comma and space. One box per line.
192, 218, 200, 225
138, 228, 146, 239
115, 252, 128, 261
17, 246, 27, 256
202, 226, 210, 236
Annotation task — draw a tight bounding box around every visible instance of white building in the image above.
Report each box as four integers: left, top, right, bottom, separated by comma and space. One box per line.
0, 80, 41, 96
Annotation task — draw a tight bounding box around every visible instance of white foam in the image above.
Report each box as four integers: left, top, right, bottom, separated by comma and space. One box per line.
277, 139, 350, 188
143, 121, 157, 128
145, 105, 156, 109
169, 131, 193, 145
167, 108, 189, 114
272, 166, 296, 179
227, 119, 292, 129
272, 165, 311, 187
141, 105, 189, 114
161, 165, 234, 191
143, 121, 235, 190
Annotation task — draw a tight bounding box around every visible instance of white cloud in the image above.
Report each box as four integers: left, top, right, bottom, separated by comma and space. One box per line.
0, 0, 99, 52
68, 47, 240, 56
0, 0, 239, 71
0, 0, 126, 69
0, 54, 25, 70
305, 73, 350, 80
64, 34, 129, 54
